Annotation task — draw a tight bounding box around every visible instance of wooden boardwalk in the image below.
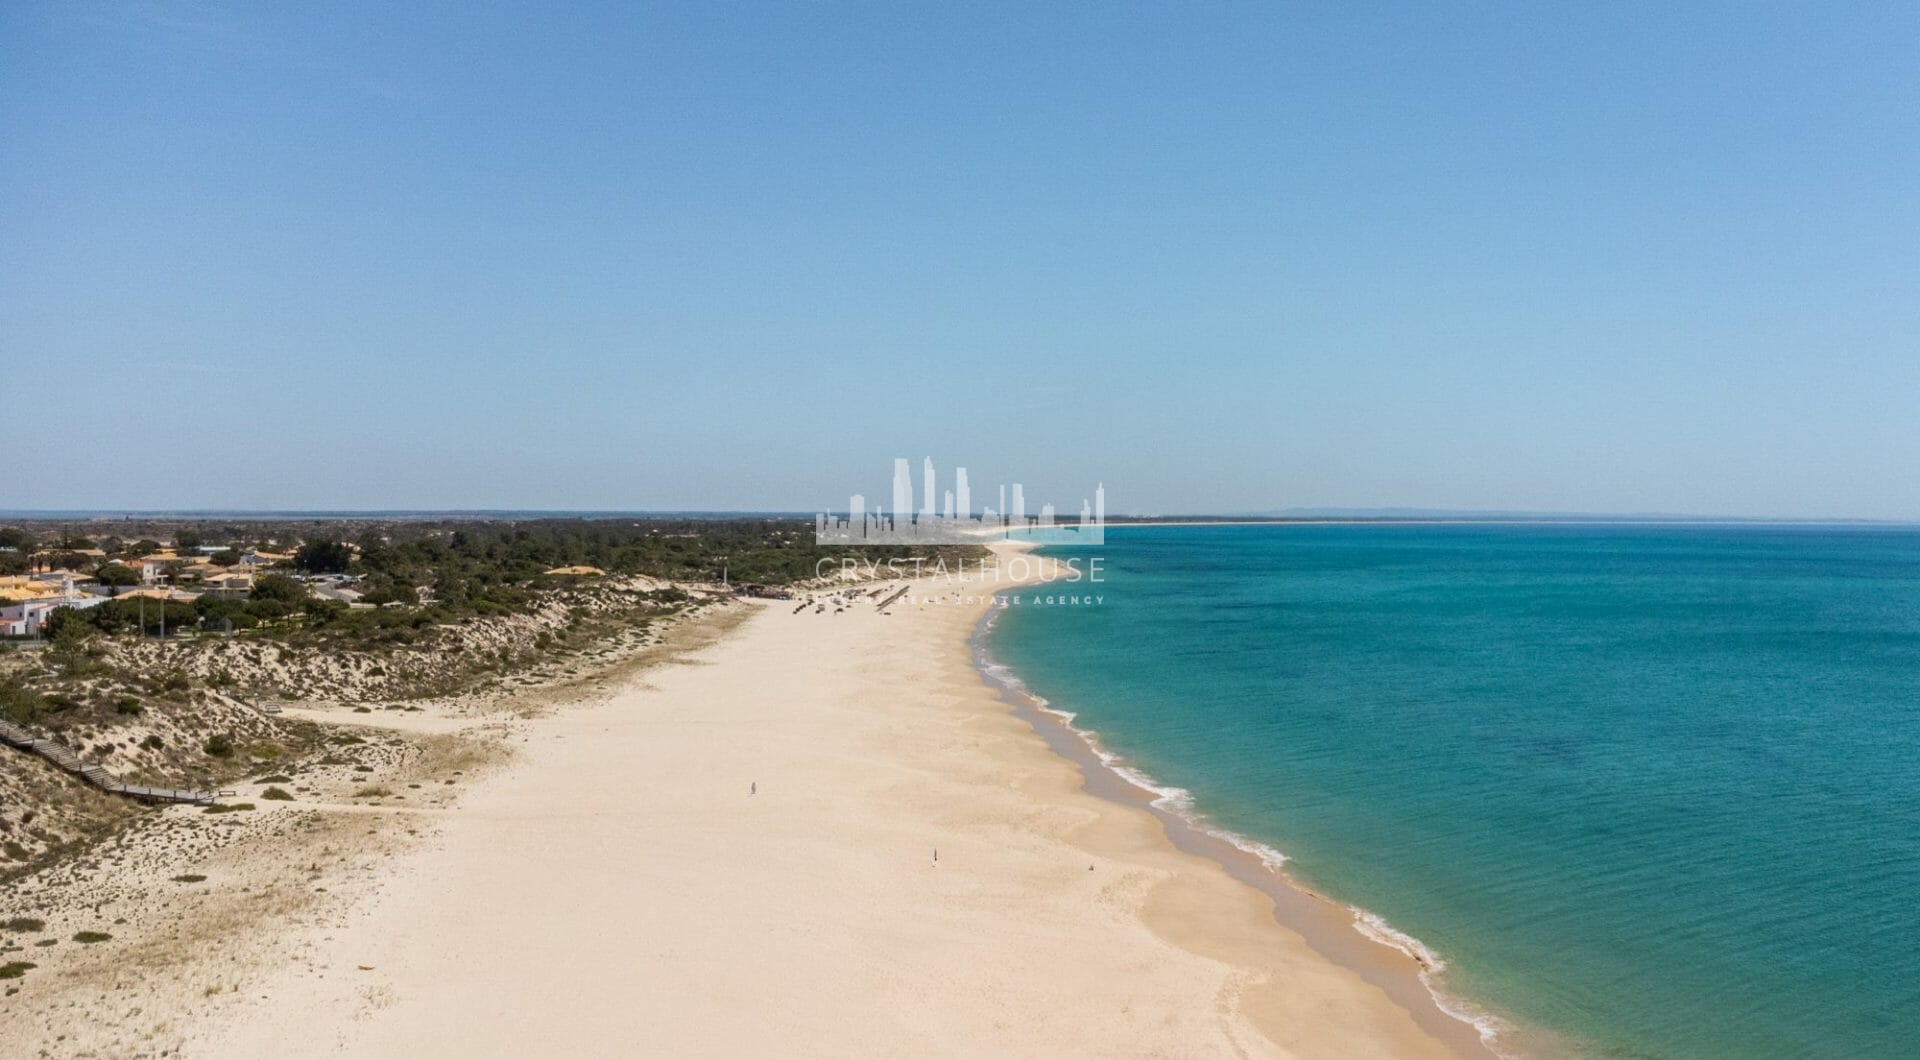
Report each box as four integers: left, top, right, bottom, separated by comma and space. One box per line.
0, 719, 219, 806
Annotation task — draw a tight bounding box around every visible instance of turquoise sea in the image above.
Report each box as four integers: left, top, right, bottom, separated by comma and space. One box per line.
986, 524, 1920, 1059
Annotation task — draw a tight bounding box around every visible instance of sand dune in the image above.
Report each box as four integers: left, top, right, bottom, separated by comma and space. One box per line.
128, 556, 1467, 1058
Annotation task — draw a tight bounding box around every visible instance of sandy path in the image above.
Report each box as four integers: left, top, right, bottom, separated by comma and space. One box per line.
177, 571, 1458, 1058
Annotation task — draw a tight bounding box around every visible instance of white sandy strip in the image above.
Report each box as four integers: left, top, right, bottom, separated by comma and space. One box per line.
183, 570, 1457, 1058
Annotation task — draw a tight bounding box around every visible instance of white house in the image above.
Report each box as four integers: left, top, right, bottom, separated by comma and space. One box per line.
0, 595, 107, 638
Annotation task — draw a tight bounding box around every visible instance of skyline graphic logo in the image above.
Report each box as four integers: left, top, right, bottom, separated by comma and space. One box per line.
815, 458, 1105, 546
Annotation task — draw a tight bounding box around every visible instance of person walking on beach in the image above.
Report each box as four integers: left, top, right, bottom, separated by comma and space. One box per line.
750, 781, 757, 796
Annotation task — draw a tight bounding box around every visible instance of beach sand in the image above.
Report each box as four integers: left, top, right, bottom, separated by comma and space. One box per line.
8, 547, 1476, 1058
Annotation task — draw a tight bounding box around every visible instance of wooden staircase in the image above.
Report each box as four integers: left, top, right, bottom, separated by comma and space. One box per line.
0, 719, 218, 806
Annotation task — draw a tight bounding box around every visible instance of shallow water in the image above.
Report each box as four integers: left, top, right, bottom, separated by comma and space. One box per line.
987, 524, 1920, 1059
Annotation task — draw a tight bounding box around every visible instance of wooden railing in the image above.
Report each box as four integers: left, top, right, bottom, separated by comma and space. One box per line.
0, 719, 218, 806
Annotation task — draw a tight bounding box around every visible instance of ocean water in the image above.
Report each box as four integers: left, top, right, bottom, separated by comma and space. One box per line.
985, 524, 1920, 1059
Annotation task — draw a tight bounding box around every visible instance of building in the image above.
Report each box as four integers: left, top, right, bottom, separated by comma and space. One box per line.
117, 587, 202, 604
0, 574, 79, 602
123, 559, 166, 585
0, 594, 108, 638
200, 569, 256, 597
0, 599, 60, 637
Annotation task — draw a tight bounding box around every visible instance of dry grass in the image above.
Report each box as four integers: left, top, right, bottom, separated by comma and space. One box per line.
0, 596, 749, 1057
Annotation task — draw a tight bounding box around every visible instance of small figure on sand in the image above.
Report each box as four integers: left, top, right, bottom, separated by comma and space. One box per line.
751, 781, 757, 796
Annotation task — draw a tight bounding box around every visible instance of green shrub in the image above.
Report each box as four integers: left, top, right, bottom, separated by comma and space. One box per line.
251, 574, 310, 605
0, 678, 47, 726
203, 734, 235, 758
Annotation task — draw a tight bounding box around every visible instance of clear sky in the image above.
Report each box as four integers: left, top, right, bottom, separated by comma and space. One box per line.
4, 2, 1917, 517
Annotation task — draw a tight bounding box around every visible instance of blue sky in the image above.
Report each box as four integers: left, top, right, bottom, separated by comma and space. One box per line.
4, 2, 1917, 517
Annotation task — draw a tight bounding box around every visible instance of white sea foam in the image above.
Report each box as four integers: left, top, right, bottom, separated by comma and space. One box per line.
1351, 909, 1511, 1052
974, 613, 1513, 1056
1351, 907, 1447, 972
982, 636, 1285, 867
1047, 705, 1288, 866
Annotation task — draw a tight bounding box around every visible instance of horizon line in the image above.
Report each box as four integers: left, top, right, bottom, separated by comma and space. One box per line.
3, 507, 1919, 527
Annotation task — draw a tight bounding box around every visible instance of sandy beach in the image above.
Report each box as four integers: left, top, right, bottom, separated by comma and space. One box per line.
4, 548, 1478, 1058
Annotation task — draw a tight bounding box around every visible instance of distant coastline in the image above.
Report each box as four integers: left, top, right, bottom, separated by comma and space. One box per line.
0, 509, 815, 522
5, 508, 1916, 527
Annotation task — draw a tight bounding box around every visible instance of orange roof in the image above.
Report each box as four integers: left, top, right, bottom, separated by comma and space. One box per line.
118, 587, 201, 602
0, 577, 69, 601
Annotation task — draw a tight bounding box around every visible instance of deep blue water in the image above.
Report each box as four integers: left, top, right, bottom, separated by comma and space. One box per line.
987, 524, 1920, 1059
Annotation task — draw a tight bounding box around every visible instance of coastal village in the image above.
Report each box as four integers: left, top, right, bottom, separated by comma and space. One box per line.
0, 536, 611, 640
1, 545, 302, 638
